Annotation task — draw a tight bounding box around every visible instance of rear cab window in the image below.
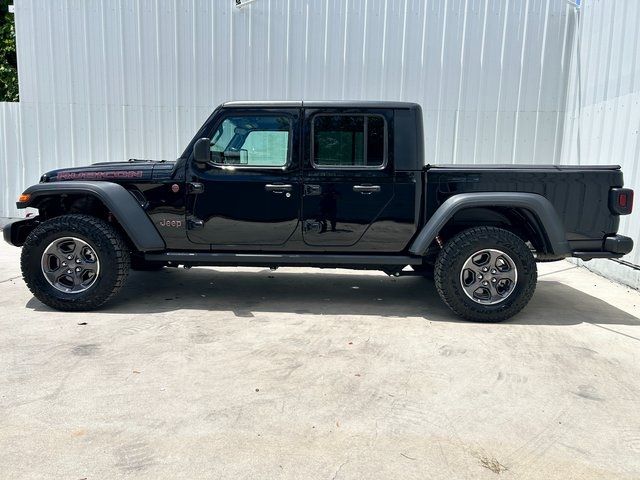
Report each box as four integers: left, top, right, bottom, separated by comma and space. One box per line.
311, 114, 387, 169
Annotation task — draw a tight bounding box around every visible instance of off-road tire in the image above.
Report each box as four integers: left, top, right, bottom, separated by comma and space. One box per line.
21, 214, 130, 311
434, 227, 537, 322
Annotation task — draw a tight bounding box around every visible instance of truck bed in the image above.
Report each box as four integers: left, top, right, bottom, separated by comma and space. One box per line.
424, 164, 625, 252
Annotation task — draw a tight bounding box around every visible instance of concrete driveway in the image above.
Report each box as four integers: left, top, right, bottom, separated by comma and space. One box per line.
0, 240, 639, 479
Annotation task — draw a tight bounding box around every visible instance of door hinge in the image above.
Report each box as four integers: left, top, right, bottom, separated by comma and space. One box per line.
188, 182, 204, 194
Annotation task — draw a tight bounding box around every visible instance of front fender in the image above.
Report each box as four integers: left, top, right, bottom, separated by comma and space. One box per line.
17, 181, 165, 252
409, 192, 571, 257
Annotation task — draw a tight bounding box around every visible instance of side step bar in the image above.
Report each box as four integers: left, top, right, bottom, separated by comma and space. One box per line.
144, 252, 423, 268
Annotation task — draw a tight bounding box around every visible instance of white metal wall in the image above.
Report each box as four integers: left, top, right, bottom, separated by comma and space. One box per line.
561, 0, 640, 287
0, 102, 23, 217
0, 0, 576, 218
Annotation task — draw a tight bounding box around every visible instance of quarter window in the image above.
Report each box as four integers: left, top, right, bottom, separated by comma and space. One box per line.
313, 115, 386, 168
210, 115, 291, 167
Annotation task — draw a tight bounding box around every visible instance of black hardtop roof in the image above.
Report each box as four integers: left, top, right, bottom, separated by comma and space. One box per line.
222, 100, 421, 110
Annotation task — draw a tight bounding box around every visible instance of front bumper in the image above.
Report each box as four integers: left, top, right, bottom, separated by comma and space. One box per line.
3, 218, 38, 247
3, 221, 15, 245
573, 234, 634, 260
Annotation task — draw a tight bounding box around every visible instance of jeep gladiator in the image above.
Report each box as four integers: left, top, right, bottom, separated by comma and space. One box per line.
3, 101, 634, 321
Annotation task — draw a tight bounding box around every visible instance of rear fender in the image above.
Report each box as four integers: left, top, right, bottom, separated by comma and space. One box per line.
409, 192, 571, 257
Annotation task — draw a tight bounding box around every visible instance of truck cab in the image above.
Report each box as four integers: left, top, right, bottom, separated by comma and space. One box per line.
179, 101, 422, 253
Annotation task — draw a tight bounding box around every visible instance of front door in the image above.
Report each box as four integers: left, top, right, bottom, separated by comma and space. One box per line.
187, 109, 301, 247
302, 111, 394, 247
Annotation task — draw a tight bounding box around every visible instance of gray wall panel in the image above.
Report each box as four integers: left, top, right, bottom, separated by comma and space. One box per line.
3, 0, 576, 212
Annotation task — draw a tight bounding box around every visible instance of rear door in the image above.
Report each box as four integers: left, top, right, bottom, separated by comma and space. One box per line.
301, 109, 394, 247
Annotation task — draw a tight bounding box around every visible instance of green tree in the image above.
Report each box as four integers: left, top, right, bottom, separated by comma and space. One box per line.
0, 0, 18, 101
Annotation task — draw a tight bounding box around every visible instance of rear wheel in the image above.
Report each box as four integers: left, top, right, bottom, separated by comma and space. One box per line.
434, 226, 537, 322
21, 214, 130, 311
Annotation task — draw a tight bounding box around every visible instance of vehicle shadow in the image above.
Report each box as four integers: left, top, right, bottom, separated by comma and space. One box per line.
26, 267, 640, 326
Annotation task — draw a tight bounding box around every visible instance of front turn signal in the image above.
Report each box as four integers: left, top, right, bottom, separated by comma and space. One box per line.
18, 193, 31, 203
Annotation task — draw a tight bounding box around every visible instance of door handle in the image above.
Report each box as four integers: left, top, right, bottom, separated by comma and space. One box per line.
353, 185, 381, 194
265, 183, 293, 193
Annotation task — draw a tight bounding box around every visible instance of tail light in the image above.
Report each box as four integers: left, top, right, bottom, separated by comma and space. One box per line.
609, 188, 633, 215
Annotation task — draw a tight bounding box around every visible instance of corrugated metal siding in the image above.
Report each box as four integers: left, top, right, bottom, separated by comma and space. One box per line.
561, 0, 640, 286
0, 102, 24, 217
0, 0, 577, 217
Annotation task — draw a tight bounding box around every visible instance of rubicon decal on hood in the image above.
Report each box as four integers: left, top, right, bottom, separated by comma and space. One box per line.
57, 170, 144, 180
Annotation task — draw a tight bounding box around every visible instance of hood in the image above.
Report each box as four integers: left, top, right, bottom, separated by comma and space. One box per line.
41, 159, 176, 183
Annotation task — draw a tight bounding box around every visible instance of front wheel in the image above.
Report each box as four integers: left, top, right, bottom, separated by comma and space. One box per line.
21, 214, 130, 311
434, 227, 537, 322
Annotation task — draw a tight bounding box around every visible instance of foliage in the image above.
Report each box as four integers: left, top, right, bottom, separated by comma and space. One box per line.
0, 0, 18, 101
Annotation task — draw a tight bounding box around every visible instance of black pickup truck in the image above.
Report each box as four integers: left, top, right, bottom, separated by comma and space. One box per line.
4, 101, 634, 321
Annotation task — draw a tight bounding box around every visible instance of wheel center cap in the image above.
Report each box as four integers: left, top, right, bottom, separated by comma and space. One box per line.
460, 248, 518, 305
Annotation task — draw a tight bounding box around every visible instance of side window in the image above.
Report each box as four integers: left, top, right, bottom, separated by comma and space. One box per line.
312, 114, 386, 168
210, 115, 291, 167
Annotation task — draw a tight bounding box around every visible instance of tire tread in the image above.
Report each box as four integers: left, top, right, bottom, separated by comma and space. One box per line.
434, 226, 537, 322
21, 214, 130, 311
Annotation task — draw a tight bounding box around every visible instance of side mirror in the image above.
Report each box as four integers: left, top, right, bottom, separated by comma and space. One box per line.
193, 138, 211, 165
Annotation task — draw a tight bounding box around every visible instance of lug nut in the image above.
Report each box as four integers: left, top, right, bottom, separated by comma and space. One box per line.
76, 258, 81, 263
482, 267, 488, 272
75, 267, 81, 272
67, 255, 73, 260
62, 262, 67, 267
492, 278, 497, 283
67, 269, 72, 274
491, 269, 497, 274
483, 281, 489, 286
478, 274, 483, 279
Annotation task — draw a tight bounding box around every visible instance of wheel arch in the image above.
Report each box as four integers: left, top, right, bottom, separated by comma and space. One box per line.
409, 192, 571, 258
15, 182, 165, 252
